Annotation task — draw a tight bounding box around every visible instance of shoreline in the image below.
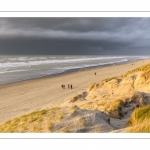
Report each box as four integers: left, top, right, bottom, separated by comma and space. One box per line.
0, 58, 150, 125
0, 57, 148, 86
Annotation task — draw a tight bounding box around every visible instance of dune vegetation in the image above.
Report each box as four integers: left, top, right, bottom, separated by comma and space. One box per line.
0, 107, 60, 132
103, 63, 150, 83
126, 105, 150, 132
0, 105, 113, 133
125, 63, 150, 75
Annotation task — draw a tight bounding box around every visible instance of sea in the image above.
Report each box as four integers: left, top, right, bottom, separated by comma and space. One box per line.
0, 55, 149, 84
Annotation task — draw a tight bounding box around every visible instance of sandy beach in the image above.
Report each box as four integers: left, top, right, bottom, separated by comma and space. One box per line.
0, 58, 150, 125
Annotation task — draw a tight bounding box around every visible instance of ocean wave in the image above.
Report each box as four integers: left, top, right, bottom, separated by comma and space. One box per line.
56, 59, 128, 70
0, 69, 27, 74
0, 56, 145, 69
0, 55, 149, 84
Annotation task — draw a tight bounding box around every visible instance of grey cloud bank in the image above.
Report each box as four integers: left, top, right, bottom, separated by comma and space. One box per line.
0, 18, 150, 55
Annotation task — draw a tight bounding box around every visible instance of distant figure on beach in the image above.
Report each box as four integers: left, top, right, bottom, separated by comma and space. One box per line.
71, 84, 72, 89
95, 72, 96, 75
68, 84, 70, 89
61, 84, 65, 89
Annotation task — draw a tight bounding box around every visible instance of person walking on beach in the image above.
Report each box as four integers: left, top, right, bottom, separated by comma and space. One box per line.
95, 72, 96, 75
68, 84, 70, 89
71, 84, 72, 89
61, 84, 65, 89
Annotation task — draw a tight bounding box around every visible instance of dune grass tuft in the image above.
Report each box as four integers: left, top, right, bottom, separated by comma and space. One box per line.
126, 105, 150, 132
104, 77, 118, 82
103, 63, 150, 83
0, 107, 60, 133
105, 99, 124, 119
124, 63, 150, 77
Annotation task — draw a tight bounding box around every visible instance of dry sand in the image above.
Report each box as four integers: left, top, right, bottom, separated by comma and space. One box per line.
0, 59, 150, 125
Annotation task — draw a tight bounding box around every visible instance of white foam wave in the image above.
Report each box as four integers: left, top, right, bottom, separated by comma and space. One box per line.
56, 59, 128, 70
0, 69, 27, 74
0, 56, 143, 69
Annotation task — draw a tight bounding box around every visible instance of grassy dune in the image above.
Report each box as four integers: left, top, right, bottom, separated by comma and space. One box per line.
0, 107, 60, 132
0, 105, 113, 133
103, 63, 150, 82
125, 63, 150, 75
78, 99, 124, 119
126, 105, 150, 132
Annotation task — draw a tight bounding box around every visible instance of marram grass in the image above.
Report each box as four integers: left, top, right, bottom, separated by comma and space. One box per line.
126, 105, 150, 132
124, 63, 150, 77
0, 107, 60, 133
103, 63, 150, 82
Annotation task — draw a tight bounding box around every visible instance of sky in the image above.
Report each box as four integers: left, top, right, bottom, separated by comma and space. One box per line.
0, 17, 150, 55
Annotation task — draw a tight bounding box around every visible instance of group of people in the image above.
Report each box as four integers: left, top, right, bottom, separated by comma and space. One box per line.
61, 72, 96, 90
61, 84, 73, 89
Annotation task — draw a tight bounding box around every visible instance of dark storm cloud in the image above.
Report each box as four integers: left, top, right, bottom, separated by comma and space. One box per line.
0, 37, 131, 55
0, 18, 150, 55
